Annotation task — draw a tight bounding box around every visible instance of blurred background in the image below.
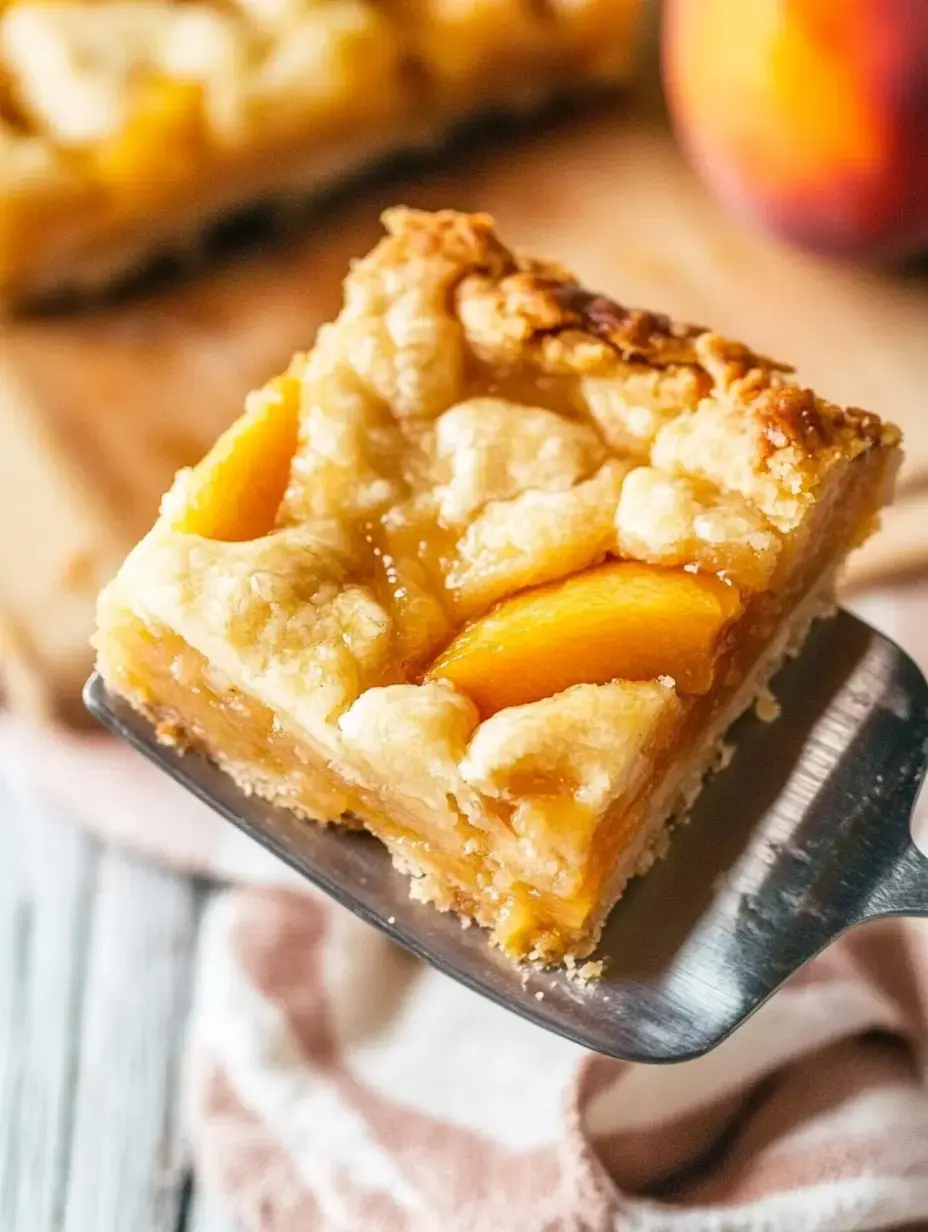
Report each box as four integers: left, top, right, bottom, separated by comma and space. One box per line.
1, 1, 927, 1228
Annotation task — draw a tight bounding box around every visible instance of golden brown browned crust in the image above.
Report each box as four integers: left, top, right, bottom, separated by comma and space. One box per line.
756, 386, 888, 453
376, 207, 898, 462
376, 207, 710, 368
379, 206, 516, 278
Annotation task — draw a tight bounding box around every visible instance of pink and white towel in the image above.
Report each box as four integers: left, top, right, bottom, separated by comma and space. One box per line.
5, 581, 928, 1232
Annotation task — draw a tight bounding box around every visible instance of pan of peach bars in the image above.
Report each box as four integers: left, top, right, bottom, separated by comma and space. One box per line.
0, 0, 641, 302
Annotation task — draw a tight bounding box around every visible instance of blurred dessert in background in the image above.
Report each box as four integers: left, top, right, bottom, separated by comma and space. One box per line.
0, 0, 643, 302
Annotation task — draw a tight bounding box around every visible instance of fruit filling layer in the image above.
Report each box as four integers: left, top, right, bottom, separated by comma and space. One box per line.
94, 209, 901, 962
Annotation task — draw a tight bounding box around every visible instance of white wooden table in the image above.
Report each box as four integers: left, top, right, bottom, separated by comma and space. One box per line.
0, 768, 236, 1232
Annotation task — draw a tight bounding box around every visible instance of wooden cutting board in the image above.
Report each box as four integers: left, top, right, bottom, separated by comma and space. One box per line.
3, 101, 928, 723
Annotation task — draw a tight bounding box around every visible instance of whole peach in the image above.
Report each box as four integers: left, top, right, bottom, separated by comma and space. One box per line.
662, 0, 928, 261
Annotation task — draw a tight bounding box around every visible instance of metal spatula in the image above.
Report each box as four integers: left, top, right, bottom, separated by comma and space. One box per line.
83, 609, 928, 1063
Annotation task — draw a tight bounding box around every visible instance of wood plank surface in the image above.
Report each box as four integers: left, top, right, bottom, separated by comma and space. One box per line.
2, 100, 928, 721
0, 771, 98, 1232
0, 763, 225, 1232
186, 1190, 239, 1232
62, 847, 200, 1232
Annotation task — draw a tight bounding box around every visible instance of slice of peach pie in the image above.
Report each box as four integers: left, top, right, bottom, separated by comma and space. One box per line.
94, 209, 901, 963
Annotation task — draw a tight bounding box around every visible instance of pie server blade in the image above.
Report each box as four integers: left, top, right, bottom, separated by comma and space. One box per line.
83, 609, 928, 1063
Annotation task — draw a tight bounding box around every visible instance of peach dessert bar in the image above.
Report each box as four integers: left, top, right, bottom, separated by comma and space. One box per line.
0, 0, 641, 301
93, 209, 901, 963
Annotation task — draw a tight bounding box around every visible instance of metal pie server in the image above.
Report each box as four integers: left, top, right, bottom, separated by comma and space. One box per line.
83, 608, 928, 1064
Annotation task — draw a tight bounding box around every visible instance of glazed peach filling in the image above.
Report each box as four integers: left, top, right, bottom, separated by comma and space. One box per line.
364, 510, 459, 673
169, 365, 744, 706
132, 383, 745, 945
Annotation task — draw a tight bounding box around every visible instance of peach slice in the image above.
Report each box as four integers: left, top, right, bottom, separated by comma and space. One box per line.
94, 80, 205, 205
663, 0, 928, 260
165, 375, 300, 542
427, 561, 742, 717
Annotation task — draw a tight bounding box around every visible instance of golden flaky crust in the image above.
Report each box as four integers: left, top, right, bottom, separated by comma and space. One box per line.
95, 207, 901, 962
376, 207, 897, 510
383, 207, 890, 429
